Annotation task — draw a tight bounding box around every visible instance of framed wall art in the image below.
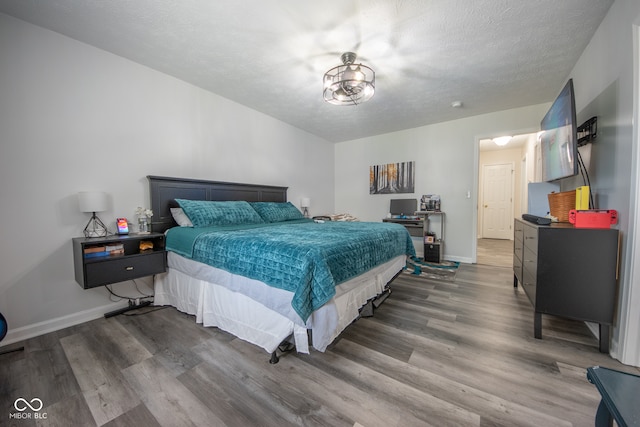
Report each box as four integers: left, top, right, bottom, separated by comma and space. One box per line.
369, 161, 415, 194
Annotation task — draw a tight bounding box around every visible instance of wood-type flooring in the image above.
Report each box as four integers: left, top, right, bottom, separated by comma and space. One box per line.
476, 238, 513, 268
1, 263, 638, 426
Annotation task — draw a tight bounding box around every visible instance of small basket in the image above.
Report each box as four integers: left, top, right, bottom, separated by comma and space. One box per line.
548, 190, 576, 222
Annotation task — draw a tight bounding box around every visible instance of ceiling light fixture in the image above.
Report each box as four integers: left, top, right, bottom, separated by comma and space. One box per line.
323, 52, 375, 106
493, 136, 512, 146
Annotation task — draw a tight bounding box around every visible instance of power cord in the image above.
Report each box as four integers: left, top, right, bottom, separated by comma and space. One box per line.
105, 284, 127, 302
577, 149, 595, 209
132, 278, 154, 298
122, 306, 168, 317
104, 277, 155, 302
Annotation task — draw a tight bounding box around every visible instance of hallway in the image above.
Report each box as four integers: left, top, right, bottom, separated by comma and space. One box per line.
477, 238, 512, 268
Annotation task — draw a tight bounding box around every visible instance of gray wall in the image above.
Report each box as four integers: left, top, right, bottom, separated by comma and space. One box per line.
0, 13, 335, 343
566, 0, 640, 365
334, 104, 549, 263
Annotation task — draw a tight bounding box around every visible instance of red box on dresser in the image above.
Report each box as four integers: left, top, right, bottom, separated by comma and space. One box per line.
568, 209, 617, 229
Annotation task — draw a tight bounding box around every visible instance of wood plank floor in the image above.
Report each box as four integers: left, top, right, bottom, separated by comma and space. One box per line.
1, 264, 638, 427
476, 238, 512, 268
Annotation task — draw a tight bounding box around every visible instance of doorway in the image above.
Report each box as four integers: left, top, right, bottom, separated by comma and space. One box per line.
476, 133, 536, 267
478, 161, 514, 267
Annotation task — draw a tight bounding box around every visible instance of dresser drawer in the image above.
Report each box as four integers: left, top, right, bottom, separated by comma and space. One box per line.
513, 249, 522, 269
514, 219, 525, 238
522, 244, 537, 298
521, 270, 537, 304
513, 240, 523, 261
523, 246, 537, 278
513, 254, 523, 284
84, 252, 166, 288
523, 226, 538, 253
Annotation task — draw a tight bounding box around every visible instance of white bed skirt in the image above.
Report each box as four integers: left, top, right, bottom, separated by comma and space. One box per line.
154, 253, 406, 354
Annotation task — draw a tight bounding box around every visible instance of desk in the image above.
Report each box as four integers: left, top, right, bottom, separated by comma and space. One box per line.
586, 366, 640, 427
382, 217, 423, 237
415, 211, 445, 241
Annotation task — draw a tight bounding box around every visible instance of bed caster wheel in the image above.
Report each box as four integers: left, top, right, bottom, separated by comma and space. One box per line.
269, 352, 280, 364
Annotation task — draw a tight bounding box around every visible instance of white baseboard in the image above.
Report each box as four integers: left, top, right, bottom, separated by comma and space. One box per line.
446, 255, 473, 264
0, 302, 129, 348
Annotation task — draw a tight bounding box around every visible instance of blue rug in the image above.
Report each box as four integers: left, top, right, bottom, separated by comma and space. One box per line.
405, 256, 459, 281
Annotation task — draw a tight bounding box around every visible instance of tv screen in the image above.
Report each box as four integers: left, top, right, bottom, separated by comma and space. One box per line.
540, 79, 578, 182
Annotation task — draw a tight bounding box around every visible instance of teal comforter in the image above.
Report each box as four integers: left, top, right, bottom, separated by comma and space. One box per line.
166, 220, 415, 322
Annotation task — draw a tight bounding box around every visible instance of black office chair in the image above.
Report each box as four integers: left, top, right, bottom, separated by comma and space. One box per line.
0, 312, 24, 356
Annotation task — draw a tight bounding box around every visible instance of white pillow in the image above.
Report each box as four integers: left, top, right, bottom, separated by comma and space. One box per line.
170, 207, 193, 227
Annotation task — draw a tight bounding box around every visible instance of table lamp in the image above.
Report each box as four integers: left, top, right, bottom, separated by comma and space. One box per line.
78, 191, 108, 238
301, 197, 310, 218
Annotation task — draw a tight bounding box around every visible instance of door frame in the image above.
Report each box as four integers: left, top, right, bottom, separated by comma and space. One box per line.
473, 129, 537, 264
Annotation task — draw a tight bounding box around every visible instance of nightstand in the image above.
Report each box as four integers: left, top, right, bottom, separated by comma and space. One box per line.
72, 232, 167, 289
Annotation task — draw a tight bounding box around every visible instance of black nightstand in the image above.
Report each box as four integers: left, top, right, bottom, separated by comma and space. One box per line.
72, 232, 167, 289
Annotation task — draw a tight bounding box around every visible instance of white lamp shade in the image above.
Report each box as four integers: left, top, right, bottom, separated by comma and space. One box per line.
78, 191, 108, 213
300, 198, 311, 208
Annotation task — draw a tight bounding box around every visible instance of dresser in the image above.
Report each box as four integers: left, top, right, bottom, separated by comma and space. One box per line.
513, 218, 619, 352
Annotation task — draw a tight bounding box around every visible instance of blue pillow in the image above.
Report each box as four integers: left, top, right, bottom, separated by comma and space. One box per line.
175, 199, 265, 227
250, 202, 305, 223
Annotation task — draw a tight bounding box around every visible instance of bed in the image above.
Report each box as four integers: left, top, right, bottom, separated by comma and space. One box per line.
148, 176, 415, 362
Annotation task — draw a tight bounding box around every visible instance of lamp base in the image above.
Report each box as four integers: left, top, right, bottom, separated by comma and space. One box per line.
84, 213, 108, 238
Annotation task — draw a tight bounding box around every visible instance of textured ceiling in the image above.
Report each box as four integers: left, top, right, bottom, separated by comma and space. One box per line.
0, 0, 613, 142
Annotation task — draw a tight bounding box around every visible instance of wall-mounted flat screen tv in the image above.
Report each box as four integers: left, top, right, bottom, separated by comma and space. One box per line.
540, 79, 578, 182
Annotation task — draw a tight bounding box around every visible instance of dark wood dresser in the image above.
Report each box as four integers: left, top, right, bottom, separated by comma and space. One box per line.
513, 218, 619, 352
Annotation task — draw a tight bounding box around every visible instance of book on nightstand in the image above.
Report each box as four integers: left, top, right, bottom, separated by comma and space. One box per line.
84, 251, 109, 258
105, 243, 124, 256
84, 246, 109, 258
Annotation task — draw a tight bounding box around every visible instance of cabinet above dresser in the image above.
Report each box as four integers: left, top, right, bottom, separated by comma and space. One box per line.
513, 218, 619, 353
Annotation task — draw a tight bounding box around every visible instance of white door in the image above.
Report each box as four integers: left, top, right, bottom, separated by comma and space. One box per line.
482, 163, 513, 239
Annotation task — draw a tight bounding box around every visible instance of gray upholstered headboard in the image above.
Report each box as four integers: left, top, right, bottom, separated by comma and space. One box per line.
148, 175, 288, 233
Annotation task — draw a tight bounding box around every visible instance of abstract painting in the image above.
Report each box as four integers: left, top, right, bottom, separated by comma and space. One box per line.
370, 161, 415, 194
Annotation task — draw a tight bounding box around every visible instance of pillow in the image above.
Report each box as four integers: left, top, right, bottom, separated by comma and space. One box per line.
330, 213, 359, 222
175, 199, 265, 227
170, 207, 193, 227
250, 201, 305, 223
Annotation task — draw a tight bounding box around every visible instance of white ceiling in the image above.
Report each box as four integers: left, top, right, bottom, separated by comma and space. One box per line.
0, 0, 613, 143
